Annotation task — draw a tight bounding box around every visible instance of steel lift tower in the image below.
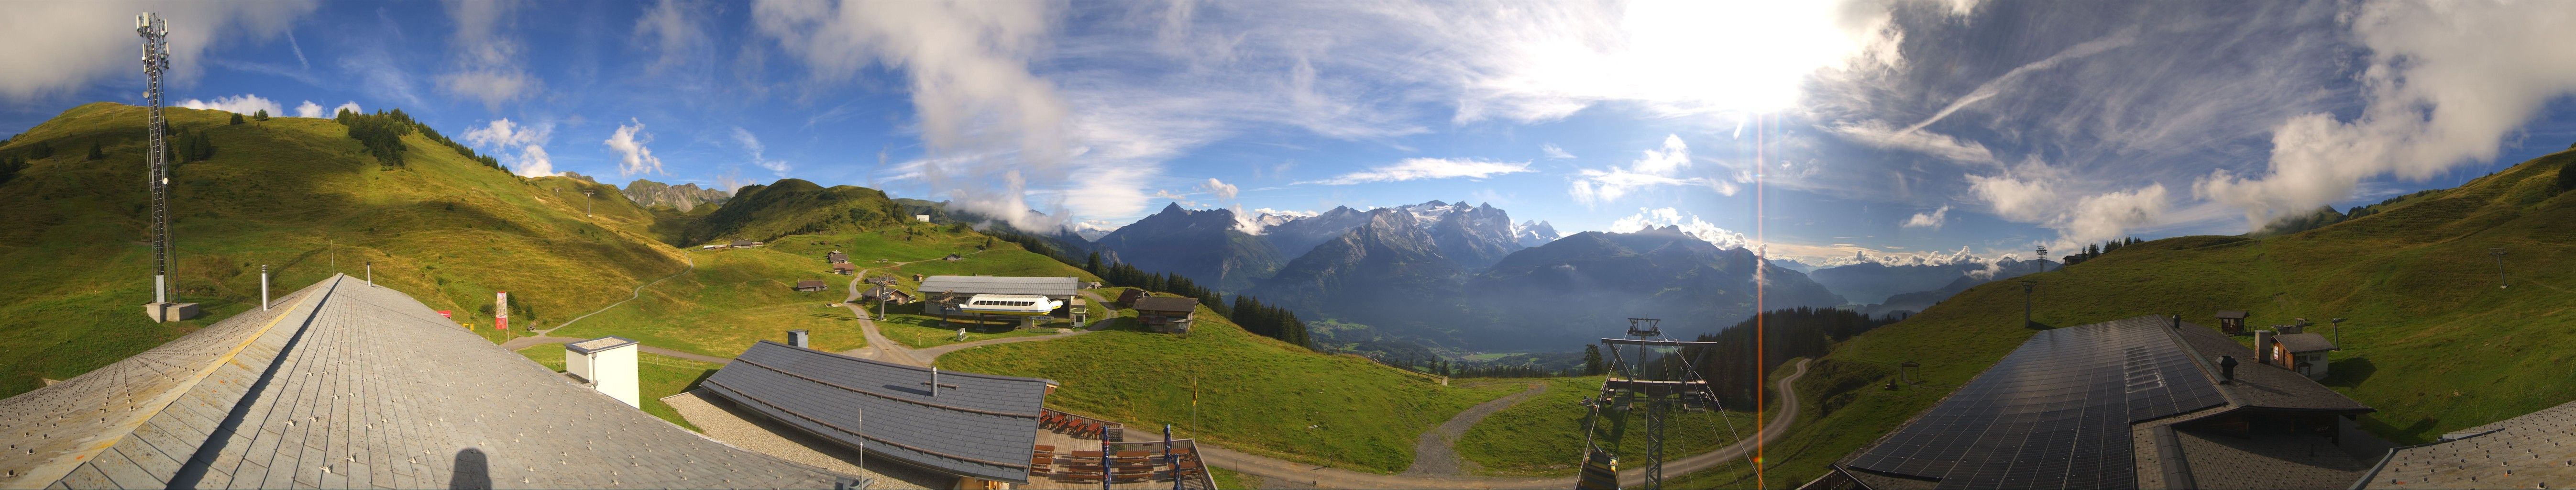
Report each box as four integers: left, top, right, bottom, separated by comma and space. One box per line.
1575, 318, 1741, 490
137, 13, 197, 322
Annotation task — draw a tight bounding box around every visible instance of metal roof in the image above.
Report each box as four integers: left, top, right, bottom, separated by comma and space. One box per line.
2273, 332, 2337, 353
1130, 297, 1199, 313
2360, 398, 2576, 489
916, 276, 1078, 298
566, 336, 638, 354
0, 274, 849, 489
701, 341, 1054, 483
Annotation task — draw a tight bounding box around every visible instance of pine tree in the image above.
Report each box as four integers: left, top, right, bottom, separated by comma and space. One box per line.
230, 113, 245, 125
252, 109, 269, 121
86, 142, 103, 160
1084, 252, 1101, 273
1583, 345, 1605, 375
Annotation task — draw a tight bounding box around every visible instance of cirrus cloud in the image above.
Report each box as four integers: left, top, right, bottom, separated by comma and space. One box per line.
1301, 158, 1532, 185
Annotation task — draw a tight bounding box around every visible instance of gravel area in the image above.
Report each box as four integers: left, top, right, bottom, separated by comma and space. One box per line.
664, 390, 951, 490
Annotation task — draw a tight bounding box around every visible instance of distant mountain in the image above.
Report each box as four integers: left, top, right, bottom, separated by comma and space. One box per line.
1456, 226, 1846, 349
1810, 259, 2045, 305
675, 178, 909, 245
1248, 208, 1465, 335
1261, 206, 1371, 257
894, 198, 1094, 256
621, 179, 729, 212
1425, 202, 1522, 269
1858, 257, 2060, 317
1514, 220, 1560, 247
1092, 203, 1284, 292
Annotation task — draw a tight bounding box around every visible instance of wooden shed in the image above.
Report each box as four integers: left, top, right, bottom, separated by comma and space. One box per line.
2215, 310, 2248, 334
1131, 297, 1199, 334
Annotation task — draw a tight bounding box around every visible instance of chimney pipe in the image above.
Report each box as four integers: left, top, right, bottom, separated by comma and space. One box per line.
929, 367, 940, 397
2169, 314, 2181, 329
2218, 356, 2237, 383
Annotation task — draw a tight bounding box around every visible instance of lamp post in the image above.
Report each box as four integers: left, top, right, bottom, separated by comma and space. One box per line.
2021, 280, 2037, 328
582, 190, 595, 217
260, 265, 269, 311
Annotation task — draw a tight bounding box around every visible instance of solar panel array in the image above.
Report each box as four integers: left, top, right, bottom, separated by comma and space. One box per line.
1844, 316, 2229, 489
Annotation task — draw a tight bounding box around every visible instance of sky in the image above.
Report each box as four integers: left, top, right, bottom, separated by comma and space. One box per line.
7, 0, 2576, 268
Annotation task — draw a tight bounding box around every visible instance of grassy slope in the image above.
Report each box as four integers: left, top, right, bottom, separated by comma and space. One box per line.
514, 344, 722, 431
1756, 148, 2576, 484
0, 103, 682, 396
939, 294, 1524, 474
1453, 377, 1757, 477
548, 245, 870, 357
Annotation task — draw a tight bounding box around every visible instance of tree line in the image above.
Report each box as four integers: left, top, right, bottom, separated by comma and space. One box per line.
1633, 307, 1903, 409
332, 108, 506, 172
2059, 236, 2143, 266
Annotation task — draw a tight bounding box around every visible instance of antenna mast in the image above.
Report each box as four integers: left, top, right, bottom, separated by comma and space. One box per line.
138, 12, 187, 321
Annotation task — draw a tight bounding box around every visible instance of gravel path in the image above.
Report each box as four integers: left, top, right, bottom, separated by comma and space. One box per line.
1401, 381, 1550, 477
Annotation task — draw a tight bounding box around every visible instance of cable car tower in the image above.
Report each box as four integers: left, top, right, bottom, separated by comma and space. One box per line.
136, 12, 196, 322
1575, 318, 1742, 490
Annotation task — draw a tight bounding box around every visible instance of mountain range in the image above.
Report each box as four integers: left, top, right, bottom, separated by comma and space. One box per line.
619, 179, 729, 212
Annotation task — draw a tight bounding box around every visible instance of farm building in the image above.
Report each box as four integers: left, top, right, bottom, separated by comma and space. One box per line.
731, 239, 756, 248
831, 263, 858, 275
793, 279, 829, 292
826, 251, 848, 263
861, 285, 914, 304
1130, 297, 1198, 334
1806, 315, 2377, 490
2214, 310, 2247, 334
1115, 289, 1145, 304
2266, 332, 2337, 379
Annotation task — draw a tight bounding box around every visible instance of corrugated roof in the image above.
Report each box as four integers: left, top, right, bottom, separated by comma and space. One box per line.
917, 276, 1077, 297
0, 275, 849, 489
701, 341, 1053, 483
1131, 297, 1199, 313
2273, 332, 2336, 353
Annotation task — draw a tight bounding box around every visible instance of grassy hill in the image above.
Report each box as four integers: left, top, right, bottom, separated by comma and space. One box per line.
0, 102, 684, 397
1752, 148, 2576, 484
939, 291, 1525, 474
673, 178, 909, 246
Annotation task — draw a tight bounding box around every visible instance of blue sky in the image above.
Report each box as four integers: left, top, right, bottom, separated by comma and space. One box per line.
6, 1, 2576, 267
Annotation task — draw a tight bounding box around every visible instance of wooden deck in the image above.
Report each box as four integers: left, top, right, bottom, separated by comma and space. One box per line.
1023, 410, 1213, 490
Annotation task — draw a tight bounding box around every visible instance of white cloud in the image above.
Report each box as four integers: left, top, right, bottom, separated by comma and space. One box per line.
730, 127, 792, 177
1966, 174, 2056, 222
2061, 183, 2168, 246
174, 94, 283, 116
1607, 207, 1749, 250
1150, 189, 1195, 207
1200, 178, 1239, 200
2198, 1, 2576, 228
1304, 158, 1533, 185
1541, 143, 1574, 159
332, 101, 362, 116
294, 100, 323, 118
1436, 1, 1895, 122
1903, 205, 1949, 229
462, 118, 556, 177
1827, 120, 1996, 164
438, 0, 541, 108
755, 0, 1076, 231
1569, 134, 1711, 204
602, 119, 664, 177
1253, 208, 1319, 218
0, 2, 319, 100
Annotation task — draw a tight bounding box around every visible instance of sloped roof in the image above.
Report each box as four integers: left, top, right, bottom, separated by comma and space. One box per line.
2215, 310, 2248, 319
2361, 398, 2576, 489
1131, 296, 1199, 313
0, 275, 848, 489
1834, 316, 2371, 490
918, 276, 1077, 297
2274, 332, 2337, 353
701, 341, 1053, 483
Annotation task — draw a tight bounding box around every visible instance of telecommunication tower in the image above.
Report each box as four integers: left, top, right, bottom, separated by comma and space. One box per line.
137, 12, 197, 322
1575, 318, 1741, 490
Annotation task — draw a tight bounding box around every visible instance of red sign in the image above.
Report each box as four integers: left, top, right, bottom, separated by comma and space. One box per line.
495, 291, 510, 331
437, 310, 452, 318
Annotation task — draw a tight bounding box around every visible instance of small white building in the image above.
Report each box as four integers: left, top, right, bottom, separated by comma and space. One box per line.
915, 214, 933, 223
566, 336, 641, 407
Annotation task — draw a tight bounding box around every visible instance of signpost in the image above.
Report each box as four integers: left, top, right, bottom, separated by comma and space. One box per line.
496, 291, 510, 331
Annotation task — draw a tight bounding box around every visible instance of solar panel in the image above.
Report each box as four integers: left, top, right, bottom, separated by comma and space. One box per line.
1843, 316, 2229, 489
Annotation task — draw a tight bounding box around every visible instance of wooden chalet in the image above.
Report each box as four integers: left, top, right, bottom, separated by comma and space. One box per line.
792, 279, 828, 292
1130, 297, 1198, 334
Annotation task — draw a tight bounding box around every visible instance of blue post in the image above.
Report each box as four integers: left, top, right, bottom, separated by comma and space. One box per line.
1104, 435, 1113, 490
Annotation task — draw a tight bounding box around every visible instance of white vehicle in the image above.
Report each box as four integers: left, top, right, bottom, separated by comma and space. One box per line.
957, 294, 1062, 316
